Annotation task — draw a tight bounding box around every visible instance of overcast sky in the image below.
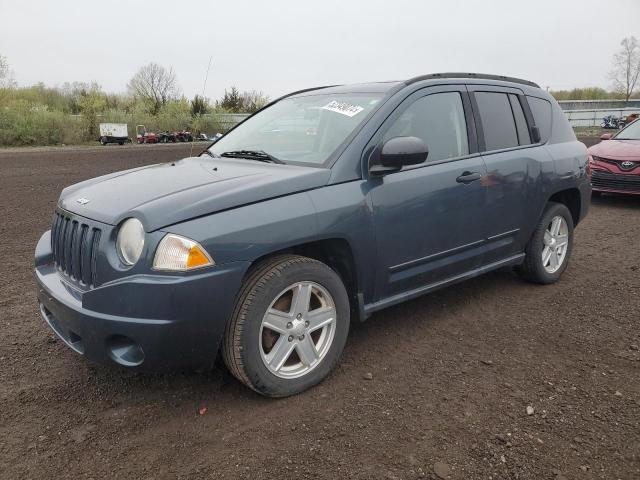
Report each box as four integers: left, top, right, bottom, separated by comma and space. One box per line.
1, 0, 638, 101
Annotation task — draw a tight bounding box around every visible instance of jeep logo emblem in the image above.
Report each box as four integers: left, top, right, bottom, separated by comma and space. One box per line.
76, 197, 91, 205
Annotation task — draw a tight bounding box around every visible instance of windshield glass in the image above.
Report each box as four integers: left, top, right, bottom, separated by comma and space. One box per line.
615, 119, 640, 140
208, 93, 384, 166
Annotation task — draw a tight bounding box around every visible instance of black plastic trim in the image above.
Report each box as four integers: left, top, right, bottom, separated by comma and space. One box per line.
406, 72, 540, 88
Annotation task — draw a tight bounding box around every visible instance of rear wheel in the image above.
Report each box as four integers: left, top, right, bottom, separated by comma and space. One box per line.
223, 255, 350, 397
517, 202, 574, 284
100, 137, 107, 145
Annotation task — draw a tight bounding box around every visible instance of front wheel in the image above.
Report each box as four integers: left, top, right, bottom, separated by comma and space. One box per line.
223, 255, 350, 397
517, 202, 574, 284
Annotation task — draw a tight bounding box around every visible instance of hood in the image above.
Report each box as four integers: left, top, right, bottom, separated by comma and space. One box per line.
59, 157, 331, 231
588, 139, 640, 160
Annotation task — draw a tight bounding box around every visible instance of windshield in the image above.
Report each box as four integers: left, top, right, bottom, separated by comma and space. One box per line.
208, 93, 384, 166
615, 119, 640, 140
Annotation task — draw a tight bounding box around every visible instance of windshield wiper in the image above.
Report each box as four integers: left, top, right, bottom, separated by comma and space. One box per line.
201, 149, 220, 158
220, 150, 285, 164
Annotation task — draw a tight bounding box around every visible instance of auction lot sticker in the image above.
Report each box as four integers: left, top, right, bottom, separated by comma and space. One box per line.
321, 100, 364, 117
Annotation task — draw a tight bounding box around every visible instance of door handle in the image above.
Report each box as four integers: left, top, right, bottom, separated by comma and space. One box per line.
456, 171, 482, 184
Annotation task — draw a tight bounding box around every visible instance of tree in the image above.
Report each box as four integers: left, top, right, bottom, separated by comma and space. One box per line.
239, 90, 270, 113
78, 84, 106, 139
61, 81, 101, 114
217, 86, 241, 112
191, 94, 209, 116
609, 36, 640, 102
0, 53, 16, 88
127, 63, 179, 114
216, 87, 269, 113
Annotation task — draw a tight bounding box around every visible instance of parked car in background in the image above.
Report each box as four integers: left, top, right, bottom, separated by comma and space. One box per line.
35, 73, 590, 397
589, 119, 640, 195
136, 125, 158, 144
98, 123, 129, 145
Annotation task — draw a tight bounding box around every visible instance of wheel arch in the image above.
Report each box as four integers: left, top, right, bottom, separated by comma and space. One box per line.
547, 188, 581, 226
243, 237, 362, 322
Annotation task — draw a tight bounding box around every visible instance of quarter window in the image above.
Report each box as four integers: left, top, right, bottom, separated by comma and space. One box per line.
474, 92, 519, 151
383, 92, 469, 163
526, 96, 553, 143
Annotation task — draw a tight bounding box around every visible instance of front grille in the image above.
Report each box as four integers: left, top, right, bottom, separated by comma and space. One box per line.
594, 156, 640, 172
51, 211, 101, 287
591, 170, 640, 193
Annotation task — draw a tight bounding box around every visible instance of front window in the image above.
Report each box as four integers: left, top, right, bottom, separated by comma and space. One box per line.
615, 119, 640, 140
208, 93, 384, 166
383, 92, 469, 162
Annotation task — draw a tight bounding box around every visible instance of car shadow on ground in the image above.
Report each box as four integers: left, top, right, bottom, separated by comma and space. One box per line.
74, 267, 520, 405
591, 192, 640, 209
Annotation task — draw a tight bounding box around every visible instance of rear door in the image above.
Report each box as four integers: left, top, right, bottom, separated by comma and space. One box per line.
368, 86, 488, 299
467, 85, 548, 264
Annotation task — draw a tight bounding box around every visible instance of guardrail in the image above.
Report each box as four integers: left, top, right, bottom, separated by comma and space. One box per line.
562, 108, 639, 127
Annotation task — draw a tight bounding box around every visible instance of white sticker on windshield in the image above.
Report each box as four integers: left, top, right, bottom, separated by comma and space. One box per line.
321, 100, 364, 117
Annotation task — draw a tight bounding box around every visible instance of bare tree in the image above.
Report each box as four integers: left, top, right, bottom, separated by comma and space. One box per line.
609, 36, 640, 102
0, 53, 16, 88
239, 90, 270, 113
127, 62, 179, 114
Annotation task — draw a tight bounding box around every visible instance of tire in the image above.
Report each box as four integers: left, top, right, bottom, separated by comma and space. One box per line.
118, 142, 124, 145
223, 254, 350, 397
100, 137, 107, 145
517, 202, 574, 284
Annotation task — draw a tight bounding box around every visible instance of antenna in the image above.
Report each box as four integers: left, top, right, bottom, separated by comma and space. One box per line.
190, 56, 213, 158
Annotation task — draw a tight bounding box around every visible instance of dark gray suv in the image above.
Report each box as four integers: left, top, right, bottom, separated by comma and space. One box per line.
35, 73, 590, 397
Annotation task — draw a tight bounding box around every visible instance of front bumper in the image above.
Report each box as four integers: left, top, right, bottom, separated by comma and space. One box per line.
35, 230, 250, 370
591, 169, 640, 195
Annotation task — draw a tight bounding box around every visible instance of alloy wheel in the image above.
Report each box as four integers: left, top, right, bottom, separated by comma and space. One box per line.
259, 281, 337, 379
542, 215, 569, 273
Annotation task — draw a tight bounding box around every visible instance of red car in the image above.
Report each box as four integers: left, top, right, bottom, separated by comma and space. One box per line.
588, 119, 640, 195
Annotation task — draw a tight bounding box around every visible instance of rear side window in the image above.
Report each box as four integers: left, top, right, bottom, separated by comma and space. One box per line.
474, 92, 519, 151
526, 96, 552, 143
508, 94, 531, 145
383, 92, 469, 162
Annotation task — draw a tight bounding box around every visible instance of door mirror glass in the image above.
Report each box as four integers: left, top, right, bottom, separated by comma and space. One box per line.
371, 136, 429, 174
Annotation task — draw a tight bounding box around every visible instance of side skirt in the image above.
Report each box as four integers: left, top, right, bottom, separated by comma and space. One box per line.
360, 253, 525, 320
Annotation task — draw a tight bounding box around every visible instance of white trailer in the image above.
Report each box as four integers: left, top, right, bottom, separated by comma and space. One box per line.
98, 123, 130, 145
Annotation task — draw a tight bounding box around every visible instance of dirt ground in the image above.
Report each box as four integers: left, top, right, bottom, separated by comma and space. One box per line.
0, 140, 638, 480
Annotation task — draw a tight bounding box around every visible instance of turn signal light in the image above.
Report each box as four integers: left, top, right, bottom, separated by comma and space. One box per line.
153, 234, 214, 271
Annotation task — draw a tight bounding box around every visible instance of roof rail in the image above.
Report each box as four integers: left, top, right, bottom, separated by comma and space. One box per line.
405, 73, 540, 88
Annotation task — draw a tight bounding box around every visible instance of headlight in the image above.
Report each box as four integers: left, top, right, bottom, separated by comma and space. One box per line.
153, 234, 214, 271
116, 218, 145, 266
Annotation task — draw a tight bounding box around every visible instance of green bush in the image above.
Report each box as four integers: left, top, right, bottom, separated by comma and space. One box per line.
0, 86, 240, 147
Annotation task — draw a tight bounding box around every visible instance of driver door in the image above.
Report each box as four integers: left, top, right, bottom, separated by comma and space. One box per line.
369, 86, 488, 299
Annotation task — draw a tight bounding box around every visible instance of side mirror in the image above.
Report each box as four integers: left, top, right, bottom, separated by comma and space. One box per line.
600, 133, 613, 140
370, 136, 429, 174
